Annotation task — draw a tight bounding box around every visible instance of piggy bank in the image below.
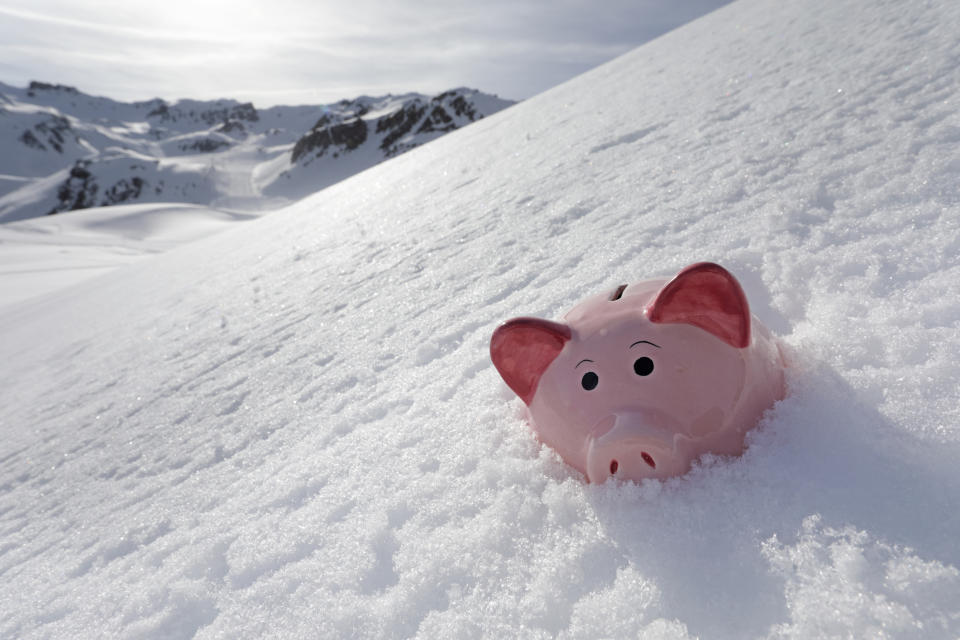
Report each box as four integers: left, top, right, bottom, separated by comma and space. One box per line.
490, 262, 785, 483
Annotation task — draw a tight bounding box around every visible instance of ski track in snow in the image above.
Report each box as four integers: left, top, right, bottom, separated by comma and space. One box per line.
2, 0, 960, 638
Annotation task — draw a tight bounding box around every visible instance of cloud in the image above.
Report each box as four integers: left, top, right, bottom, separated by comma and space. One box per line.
0, 0, 732, 105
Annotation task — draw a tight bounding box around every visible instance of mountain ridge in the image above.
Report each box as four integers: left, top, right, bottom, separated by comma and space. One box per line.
0, 81, 514, 222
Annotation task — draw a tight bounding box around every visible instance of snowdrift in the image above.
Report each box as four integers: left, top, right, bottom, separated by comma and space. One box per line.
2, 0, 959, 638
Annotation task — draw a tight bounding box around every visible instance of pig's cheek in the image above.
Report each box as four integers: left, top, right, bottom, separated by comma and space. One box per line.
528, 379, 596, 471
690, 406, 725, 438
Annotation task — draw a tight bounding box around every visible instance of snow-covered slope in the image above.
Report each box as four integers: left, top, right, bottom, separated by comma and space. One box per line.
0, 203, 257, 310
2, 0, 960, 638
0, 98, 95, 183
0, 84, 513, 221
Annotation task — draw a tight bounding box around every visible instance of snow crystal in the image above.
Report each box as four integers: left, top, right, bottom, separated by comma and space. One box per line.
763, 516, 960, 638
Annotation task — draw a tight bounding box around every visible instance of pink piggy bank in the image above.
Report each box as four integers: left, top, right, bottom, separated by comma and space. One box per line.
490, 262, 785, 483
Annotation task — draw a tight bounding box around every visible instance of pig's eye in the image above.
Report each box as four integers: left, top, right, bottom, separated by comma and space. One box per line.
633, 357, 654, 376
581, 371, 599, 390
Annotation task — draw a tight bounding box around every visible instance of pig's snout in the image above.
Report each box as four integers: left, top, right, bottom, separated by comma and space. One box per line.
585, 411, 687, 482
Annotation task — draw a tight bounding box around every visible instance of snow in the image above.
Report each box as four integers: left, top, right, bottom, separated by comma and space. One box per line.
2, 0, 960, 638
0, 203, 257, 310
0, 85, 511, 223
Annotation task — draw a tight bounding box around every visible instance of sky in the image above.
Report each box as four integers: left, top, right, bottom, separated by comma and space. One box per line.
0, 0, 732, 106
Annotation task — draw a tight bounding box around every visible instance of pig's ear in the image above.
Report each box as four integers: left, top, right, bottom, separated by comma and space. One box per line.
646, 262, 750, 348
490, 317, 571, 405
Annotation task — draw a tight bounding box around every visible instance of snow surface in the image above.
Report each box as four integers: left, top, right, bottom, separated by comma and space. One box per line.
0, 203, 257, 311
2, 0, 960, 638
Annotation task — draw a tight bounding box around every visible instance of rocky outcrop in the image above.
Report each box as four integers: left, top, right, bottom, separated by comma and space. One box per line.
41, 154, 210, 216
147, 101, 259, 126
438, 91, 479, 120
215, 121, 247, 137
102, 176, 146, 204
179, 138, 232, 153
291, 117, 368, 163
50, 161, 99, 214
377, 101, 428, 157
26, 82, 79, 98
19, 115, 75, 153
290, 88, 512, 166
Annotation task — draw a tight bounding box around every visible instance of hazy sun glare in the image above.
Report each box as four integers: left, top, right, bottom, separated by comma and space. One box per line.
0, 0, 733, 106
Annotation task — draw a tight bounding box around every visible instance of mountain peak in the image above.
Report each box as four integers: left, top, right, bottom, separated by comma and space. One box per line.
27, 81, 80, 95
0, 84, 514, 221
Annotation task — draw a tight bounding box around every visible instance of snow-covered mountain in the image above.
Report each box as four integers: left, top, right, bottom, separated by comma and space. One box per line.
263, 90, 514, 201
2, 0, 960, 638
0, 83, 513, 221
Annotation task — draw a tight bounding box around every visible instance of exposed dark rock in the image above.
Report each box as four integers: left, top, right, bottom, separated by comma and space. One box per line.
288, 89, 509, 166
227, 103, 259, 123
103, 176, 146, 204
416, 105, 455, 135
19, 115, 73, 153
147, 101, 259, 126
69, 163, 91, 180
48, 161, 155, 214
27, 81, 79, 97
19, 130, 45, 150
49, 160, 98, 214
179, 138, 232, 153
291, 117, 368, 163
133, 98, 165, 110
445, 94, 478, 120
311, 113, 335, 129
146, 103, 170, 119
216, 121, 246, 135
377, 101, 427, 157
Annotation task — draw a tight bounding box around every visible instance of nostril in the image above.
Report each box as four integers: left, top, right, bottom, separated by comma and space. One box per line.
641, 452, 656, 469
609, 459, 619, 475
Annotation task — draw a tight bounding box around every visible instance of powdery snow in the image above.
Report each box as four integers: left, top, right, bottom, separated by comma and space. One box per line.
0, 203, 258, 310
2, 0, 960, 638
